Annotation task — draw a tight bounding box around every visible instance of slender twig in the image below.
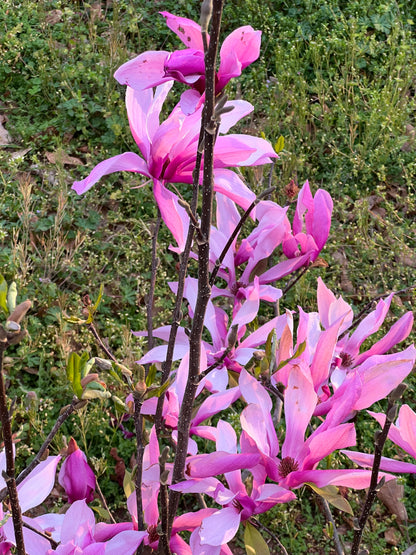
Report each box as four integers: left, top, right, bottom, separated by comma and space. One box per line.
87, 323, 118, 364
0, 339, 25, 554
251, 519, 288, 555
350, 386, 405, 555
133, 392, 145, 545
209, 186, 275, 286
95, 479, 116, 525
281, 265, 309, 296
22, 521, 58, 549
344, 284, 416, 336
158, 447, 170, 555
320, 498, 344, 555
168, 0, 225, 536
146, 211, 162, 355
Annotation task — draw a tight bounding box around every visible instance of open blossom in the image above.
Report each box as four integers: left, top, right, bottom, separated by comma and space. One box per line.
171, 420, 294, 551
58, 437, 96, 504
114, 12, 261, 98
72, 84, 276, 252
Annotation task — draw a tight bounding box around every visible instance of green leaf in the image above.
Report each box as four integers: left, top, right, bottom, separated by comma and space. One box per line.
145, 364, 157, 387
111, 395, 127, 413
0, 275, 8, 316
85, 284, 105, 324
275, 340, 306, 371
6, 281, 17, 314
306, 483, 354, 515
274, 135, 285, 153
81, 388, 111, 400
244, 522, 270, 555
92, 506, 112, 521
66, 352, 83, 399
123, 469, 135, 500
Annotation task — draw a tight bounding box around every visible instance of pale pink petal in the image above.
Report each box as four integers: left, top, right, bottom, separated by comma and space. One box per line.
72, 153, 150, 195
310, 318, 343, 391
18, 456, 61, 513
317, 277, 353, 332
285, 469, 394, 490
282, 366, 317, 461
239, 368, 271, 411
341, 450, 416, 474
345, 295, 393, 358
153, 180, 189, 252
60, 500, 95, 546
354, 311, 414, 366
199, 507, 241, 546
260, 253, 312, 283
193, 388, 241, 427
114, 50, 171, 90
160, 12, 204, 50
187, 452, 260, 478
104, 530, 147, 554
353, 346, 416, 411
190, 529, 221, 555
214, 169, 255, 211
217, 27, 261, 89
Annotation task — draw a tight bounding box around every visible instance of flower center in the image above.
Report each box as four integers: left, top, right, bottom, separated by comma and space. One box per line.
278, 456, 299, 478
339, 351, 354, 368
230, 281, 248, 295
147, 524, 159, 544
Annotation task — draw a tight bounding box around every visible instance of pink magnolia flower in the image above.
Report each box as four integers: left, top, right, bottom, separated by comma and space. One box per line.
269, 180, 333, 274
171, 420, 294, 551
114, 12, 261, 96
72, 85, 276, 252
45, 499, 146, 554
58, 437, 96, 504
237, 367, 393, 491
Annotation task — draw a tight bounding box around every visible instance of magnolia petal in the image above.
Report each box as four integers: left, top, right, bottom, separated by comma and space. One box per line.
341, 450, 416, 474
199, 507, 241, 546
160, 12, 204, 51
72, 152, 150, 195
187, 452, 260, 478
18, 456, 61, 513
282, 366, 317, 461
114, 50, 170, 90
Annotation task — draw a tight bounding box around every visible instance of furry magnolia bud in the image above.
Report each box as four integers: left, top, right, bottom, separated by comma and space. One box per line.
7, 300, 32, 325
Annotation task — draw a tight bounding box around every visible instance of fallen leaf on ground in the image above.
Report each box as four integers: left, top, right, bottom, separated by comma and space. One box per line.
377, 478, 408, 523
45, 9, 63, 24
0, 119, 12, 145
45, 150, 84, 166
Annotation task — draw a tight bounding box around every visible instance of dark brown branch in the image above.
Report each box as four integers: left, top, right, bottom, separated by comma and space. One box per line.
0, 397, 78, 503
350, 384, 406, 554
320, 498, 344, 555
250, 518, 288, 555
133, 392, 145, 541
22, 521, 58, 549
209, 186, 275, 286
0, 339, 25, 554
167, 0, 225, 536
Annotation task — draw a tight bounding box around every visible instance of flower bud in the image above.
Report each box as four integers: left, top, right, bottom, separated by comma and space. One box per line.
58, 437, 96, 503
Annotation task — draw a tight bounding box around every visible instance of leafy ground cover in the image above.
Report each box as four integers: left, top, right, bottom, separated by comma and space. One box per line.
0, 0, 415, 552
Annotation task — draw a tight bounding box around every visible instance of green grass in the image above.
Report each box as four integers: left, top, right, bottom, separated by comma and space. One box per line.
1, 0, 416, 552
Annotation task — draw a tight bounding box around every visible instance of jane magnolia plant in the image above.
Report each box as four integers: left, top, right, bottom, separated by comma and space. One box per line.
0, 2, 415, 554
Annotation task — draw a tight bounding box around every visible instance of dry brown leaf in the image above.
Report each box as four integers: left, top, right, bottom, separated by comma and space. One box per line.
45, 9, 63, 25
45, 150, 84, 166
377, 479, 408, 523
384, 527, 401, 546
10, 148, 31, 161
0, 119, 12, 145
